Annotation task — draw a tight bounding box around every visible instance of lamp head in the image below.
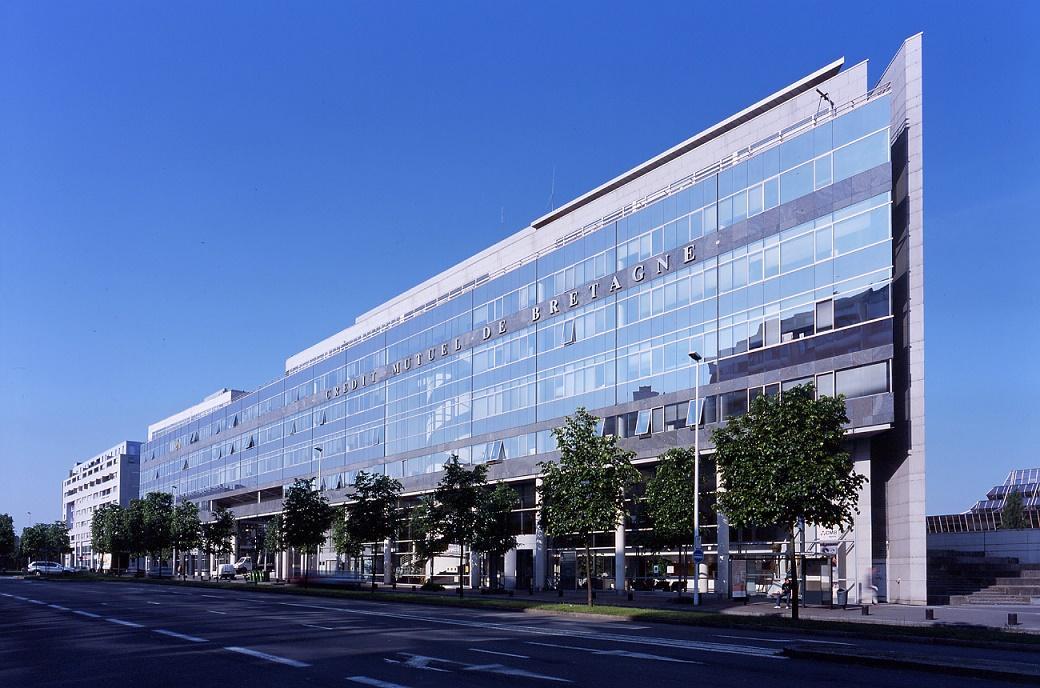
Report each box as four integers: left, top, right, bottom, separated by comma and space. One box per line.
688, 351, 702, 362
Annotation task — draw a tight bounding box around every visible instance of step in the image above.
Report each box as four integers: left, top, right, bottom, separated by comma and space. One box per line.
987, 585, 1040, 595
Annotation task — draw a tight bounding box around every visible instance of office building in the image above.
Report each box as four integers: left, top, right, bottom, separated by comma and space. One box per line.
141, 35, 925, 603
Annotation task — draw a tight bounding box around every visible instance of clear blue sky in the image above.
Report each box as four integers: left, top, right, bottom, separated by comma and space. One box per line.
1, 2, 1037, 533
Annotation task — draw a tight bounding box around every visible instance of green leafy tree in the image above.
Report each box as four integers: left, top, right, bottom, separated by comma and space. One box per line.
263, 514, 285, 573
712, 384, 864, 620
408, 496, 445, 583
202, 506, 236, 566
539, 407, 641, 606
472, 483, 519, 588
331, 506, 362, 574
344, 471, 402, 584
124, 498, 147, 560
170, 501, 202, 579
282, 478, 335, 581
1002, 490, 1028, 530
90, 503, 126, 571
139, 492, 174, 576
0, 513, 15, 571
432, 456, 489, 596
20, 522, 71, 566
644, 447, 699, 598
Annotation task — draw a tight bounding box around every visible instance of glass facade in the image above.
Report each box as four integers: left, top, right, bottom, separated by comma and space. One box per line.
141, 94, 894, 504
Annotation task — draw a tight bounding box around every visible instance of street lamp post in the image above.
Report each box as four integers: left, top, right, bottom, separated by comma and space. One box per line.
313, 447, 323, 492
688, 351, 703, 606
171, 485, 178, 578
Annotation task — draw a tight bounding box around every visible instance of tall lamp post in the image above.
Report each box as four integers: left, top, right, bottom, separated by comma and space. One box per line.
688, 351, 703, 606
171, 485, 178, 578
313, 447, 323, 492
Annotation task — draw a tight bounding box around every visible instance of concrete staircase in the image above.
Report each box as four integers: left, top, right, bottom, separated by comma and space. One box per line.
927, 550, 1028, 605
930, 549, 1040, 605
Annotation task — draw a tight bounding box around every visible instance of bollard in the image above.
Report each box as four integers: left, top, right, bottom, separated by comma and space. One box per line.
861, 605, 870, 616
592, 590, 596, 600
627, 590, 633, 602
528, 583, 534, 596
1009, 613, 1019, 626
412, 585, 416, 591
558, 587, 563, 598
925, 608, 934, 621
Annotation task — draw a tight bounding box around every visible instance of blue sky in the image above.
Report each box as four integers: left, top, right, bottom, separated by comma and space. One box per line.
1, 2, 1038, 533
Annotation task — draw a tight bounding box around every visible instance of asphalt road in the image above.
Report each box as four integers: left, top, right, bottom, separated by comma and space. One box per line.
0, 577, 1031, 688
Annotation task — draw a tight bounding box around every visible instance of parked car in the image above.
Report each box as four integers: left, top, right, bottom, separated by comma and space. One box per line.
234, 557, 253, 574
215, 563, 236, 580
27, 561, 66, 576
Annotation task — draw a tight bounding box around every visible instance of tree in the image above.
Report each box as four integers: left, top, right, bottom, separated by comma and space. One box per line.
202, 506, 236, 569
539, 407, 641, 606
408, 496, 445, 583
170, 501, 202, 579
263, 514, 286, 575
1002, 490, 1028, 530
20, 522, 71, 565
90, 503, 126, 571
344, 471, 402, 585
432, 456, 489, 597
644, 447, 698, 598
282, 478, 334, 581
0, 514, 15, 571
472, 482, 519, 588
139, 492, 174, 576
712, 384, 865, 620
331, 506, 362, 575
124, 498, 147, 561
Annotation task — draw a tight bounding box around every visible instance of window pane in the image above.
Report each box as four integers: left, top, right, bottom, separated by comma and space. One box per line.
635, 409, 651, 435
651, 407, 664, 434
816, 372, 835, 397
836, 362, 889, 398
816, 299, 834, 332
780, 162, 813, 203
721, 390, 747, 419
834, 130, 888, 182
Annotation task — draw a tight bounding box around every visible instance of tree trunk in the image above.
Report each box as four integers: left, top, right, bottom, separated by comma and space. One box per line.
458, 545, 465, 597
585, 539, 593, 607
789, 531, 799, 621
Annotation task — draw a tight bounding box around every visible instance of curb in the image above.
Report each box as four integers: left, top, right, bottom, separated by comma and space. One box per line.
783, 645, 1040, 684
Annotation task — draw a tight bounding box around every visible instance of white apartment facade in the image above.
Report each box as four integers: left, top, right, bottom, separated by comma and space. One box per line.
61, 440, 142, 569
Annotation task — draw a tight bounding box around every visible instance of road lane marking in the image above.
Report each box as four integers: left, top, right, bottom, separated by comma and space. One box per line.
468, 648, 530, 659
106, 618, 144, 628
147, 601, 161, 605
154, 629, 208, 643
714, 635, 854, 646
301, 623, 335, 630
26, 599, 46, 605
207, 610, 228, 615
74, 610, 101, 618
389, 653, 571, 682
528, 641, 701, 664
201, 594, 222, 599
347, 678, 412, 688
275, 602, 783, 659
225, 646, 310, 668
48, 604, 70, 610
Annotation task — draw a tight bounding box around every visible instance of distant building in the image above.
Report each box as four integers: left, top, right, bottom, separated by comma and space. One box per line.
61, 441, 142, 568
928, 469, 1040, 533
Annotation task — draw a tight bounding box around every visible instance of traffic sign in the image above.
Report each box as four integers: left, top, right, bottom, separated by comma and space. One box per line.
693, 548, 704, 563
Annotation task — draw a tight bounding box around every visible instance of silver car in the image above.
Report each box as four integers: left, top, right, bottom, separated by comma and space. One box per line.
27, 561, 66, 576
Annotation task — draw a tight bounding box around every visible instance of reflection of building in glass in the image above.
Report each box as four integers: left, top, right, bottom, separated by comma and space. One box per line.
140, 36, 926, 604
928, 469, 1040, 532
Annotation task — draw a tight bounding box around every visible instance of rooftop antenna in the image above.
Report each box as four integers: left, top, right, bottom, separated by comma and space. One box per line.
547, 165, 556, 211
815, 88, 835, 119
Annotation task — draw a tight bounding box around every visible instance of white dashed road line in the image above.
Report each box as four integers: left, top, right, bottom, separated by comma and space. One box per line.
74, 610, 102, 618
26, 599, 46, 605
468, 648, 530, 659
714, 634, 855, 647
154, 629, 208, 643
106, 617, 145, 628
207, 609, 228, 614
48, 604, 70, 610
347, 678, 413, 688
224, 646, 310, 668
